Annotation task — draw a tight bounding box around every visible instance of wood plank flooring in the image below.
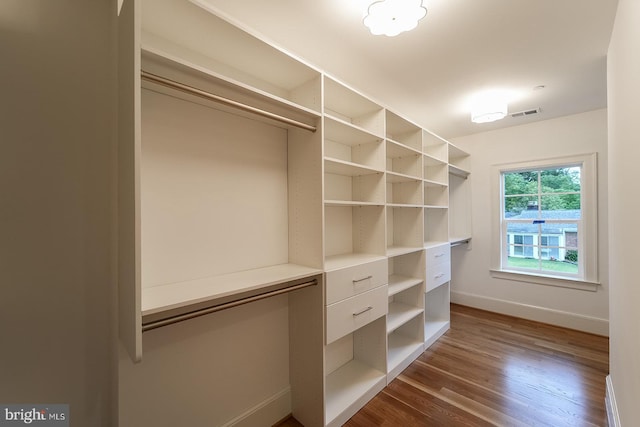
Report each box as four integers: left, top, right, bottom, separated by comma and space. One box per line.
278, 303, 609, 426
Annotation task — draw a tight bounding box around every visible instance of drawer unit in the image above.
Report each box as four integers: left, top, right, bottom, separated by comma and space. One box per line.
326, 285, 388, 344
425, 243, 451, 267
325, 258, 388, 305
425, 243, 451, 292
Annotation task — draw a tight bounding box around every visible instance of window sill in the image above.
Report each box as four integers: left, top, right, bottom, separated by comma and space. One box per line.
490, 269, 599, 292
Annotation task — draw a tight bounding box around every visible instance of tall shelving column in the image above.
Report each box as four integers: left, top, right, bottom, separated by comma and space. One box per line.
422, 131, 451, 348
323, 76, 388, 427
384, 111, 425, 382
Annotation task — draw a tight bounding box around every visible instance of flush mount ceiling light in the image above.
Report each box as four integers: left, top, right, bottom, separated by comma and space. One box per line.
363, 0, 427, 37
470, 91, 509, 124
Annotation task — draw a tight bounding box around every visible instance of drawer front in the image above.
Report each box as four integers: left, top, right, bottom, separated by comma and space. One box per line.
425, 243, 451, 268
326, 285, 388, 344
425, 262, 451, 292
325, 259, 388, 305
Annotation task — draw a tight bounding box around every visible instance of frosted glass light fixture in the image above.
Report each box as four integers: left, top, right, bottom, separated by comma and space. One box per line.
470, 92, 509, 123
364, 0, 427, 37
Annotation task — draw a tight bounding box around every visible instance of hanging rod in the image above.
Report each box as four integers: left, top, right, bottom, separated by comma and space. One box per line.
142, 277, 318, 332
141, 70, 317, 133
450, 238, 471, 247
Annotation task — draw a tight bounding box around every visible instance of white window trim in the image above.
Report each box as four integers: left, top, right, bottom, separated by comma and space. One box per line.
491, 153, 599, 290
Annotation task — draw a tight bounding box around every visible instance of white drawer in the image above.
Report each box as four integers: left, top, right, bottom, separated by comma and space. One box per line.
325, 259, 388, 305
326, 285, 388, 344
425, 243, 451, 268
425, 262, 451, 292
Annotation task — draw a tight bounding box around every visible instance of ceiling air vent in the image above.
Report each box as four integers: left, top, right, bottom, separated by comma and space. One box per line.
511, 108, 541, 118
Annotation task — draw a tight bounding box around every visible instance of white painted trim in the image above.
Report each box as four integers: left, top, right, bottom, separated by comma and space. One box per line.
606, 375, 621, 427
450, 291, 609, 336
221, 387, 291, 427
490, 269, 599, 292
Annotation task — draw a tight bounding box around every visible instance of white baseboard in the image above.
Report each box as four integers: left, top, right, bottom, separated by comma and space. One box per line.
606, 375, 621, 427
221, 387, 291, 427
450, 291, 609, 336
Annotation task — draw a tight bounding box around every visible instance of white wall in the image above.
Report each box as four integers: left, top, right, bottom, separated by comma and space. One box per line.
607, 0, 640, 424
0, 1, 116, 425
450, 109, 609, 335
119, 296, 292, 427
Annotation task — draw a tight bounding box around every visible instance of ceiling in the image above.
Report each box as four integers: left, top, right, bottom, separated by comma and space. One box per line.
195, 0, 618, 140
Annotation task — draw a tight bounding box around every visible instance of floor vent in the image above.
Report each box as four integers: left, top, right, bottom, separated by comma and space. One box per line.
511, 108, 541, 118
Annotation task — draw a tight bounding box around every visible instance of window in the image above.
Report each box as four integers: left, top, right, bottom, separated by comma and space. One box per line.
491, 154, 598, 288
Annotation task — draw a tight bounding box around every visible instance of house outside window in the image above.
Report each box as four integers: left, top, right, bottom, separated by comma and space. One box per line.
491, 154, 598, 289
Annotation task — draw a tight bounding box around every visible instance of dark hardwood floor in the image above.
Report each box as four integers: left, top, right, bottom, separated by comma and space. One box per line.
345, 304, 609, 426
278, 303, 609, 426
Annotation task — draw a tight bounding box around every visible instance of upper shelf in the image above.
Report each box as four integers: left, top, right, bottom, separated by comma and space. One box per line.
141, 0, 322, 115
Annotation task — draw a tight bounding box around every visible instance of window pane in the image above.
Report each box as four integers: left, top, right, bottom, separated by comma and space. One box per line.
507, 253, 539, 270
504, 195, 538, 217
540, 167, 580, 193
504, 171, 538, 196
540, 194, 581, 213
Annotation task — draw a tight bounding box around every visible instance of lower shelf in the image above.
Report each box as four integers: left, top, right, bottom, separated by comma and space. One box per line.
387, 332, 424, 381
325, 359, 386, 426
424, 320, 450, 349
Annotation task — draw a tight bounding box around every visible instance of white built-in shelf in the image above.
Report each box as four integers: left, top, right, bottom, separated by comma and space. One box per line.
141, 47, 321, 128
424, 179, 448, 187
324, 158, 383, 176
386, 171, 422, 183
388, 274, 423, 296
387, 203, 423, 209
324, 113, 384, 139
424, 240, 451, 250
387, 333, 423, 374
386, 246, 424, 258
325, 360, 386, 425
324, 253, 388, 272
324, 200, 384, 207
386, 138, 422, 156
142, 263, 322, 323
387, 302, 423, 333
424, 205, 448, 210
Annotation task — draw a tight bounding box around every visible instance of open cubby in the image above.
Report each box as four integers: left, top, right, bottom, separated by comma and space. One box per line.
423, 155, 449, 186
387, 315, 424, 381
387, 178, 423, 206
424, 182, 449, 208
387, 207, 424, 257
325, 205, 386, 269
424, 282, 450, 348
324, 317, 387, 427
324, 116, 385, 171
422, 130, 448, 163
386, 141, 422, 179
324, 76, 384, 137
386, 110, 422, 152
424, 207, 450, 248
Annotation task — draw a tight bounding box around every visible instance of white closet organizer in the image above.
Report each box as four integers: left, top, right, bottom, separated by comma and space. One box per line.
118, 0, 471, 425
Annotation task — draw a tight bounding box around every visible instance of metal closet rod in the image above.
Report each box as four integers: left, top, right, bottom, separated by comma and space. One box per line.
141, 70, 317, 133
142, 278, 318, 332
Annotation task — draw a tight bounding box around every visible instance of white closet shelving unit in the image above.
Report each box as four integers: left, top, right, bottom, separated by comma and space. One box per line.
118, 1, 471, 425
323, 76, 388, 427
